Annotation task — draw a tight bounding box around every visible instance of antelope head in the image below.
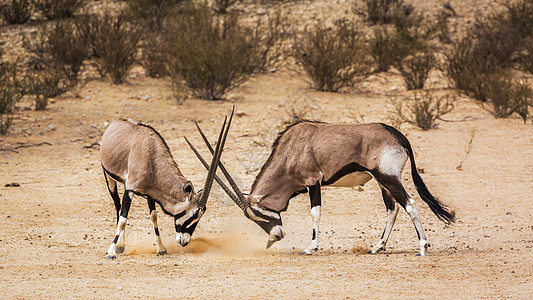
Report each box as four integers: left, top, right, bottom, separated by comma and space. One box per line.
185, 110, 285, 249
175, 112, 232, 246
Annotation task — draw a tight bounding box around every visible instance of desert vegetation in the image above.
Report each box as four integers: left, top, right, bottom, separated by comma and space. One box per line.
0, 0, 532, 134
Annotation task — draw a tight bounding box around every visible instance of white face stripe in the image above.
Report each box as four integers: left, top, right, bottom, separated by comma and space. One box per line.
379, 147, 407, 178
251, 204, 280, 219
245, 207, 268, 223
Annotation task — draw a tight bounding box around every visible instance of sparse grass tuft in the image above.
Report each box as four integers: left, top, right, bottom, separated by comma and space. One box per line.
456, 128, 476, 171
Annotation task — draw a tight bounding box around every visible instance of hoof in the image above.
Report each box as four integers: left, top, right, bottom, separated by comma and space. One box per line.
157, 250, 168, 256
299, 251, 312, 256
116, 246, 125, 254
106, 254, 116, 260
416, 253, 428, 257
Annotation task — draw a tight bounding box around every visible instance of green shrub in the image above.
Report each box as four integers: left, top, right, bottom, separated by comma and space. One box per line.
166, 3, 261, 100
293, 19, 372, 92
0, 0, 33, 24
34, 0, 87, 20
388, 91, 455, 130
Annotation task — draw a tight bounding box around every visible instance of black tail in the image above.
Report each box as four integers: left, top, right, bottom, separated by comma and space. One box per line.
406, 146, 456, 224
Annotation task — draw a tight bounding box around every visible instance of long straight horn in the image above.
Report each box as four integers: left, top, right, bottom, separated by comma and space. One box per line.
194, 110, 250, 210
184, 136, 243, 208
198, 112, 232, 208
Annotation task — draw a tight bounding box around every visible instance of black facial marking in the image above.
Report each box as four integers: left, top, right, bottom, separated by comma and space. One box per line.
173, 210, 187, 220
322, 162, 369, 186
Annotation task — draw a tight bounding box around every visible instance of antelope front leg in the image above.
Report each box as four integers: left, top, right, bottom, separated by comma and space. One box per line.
106, 191, 133, 259
148, 198, 167, 255
300, 183, 321, 255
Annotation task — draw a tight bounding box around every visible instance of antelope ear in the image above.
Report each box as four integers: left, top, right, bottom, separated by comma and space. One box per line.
183, 181, 193, 194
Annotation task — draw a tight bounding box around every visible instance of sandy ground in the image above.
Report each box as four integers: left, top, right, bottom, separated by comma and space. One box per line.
1, 0, 533, 298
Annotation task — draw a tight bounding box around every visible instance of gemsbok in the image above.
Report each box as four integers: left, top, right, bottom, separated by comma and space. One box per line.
100, 111, 232, 259
187, 120, 455, 256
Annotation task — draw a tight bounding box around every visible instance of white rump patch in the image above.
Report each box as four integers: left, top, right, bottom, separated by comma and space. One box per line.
379, 147, 407, 178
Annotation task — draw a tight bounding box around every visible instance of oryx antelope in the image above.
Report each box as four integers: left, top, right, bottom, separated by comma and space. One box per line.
187, 120, 455, 256
100, 111, 232, 259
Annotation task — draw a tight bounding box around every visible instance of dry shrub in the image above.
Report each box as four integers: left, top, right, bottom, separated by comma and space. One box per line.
0, 55, 25, 134
253, 8, 291, 73
370, 26, 397, 72
445, 0, 533, 101
0, 0, 33, 24
45, 20, 89, 84
26, 67, 71, 110
444, 36, 495, 101
391, 10, 436, 89
521, 38, 533, 74
212, 0, 240, 14
80, 12, 143, 84
140, 33, 170, 78
125, 0, 186, 31
352, 0, 411, 25
166, 3, 261, 100
397, 51, 435, 90
24, 20, 88, 96
293, 19, 372, 92
436, 3, 455, 44
389, 91, 455, 130
34, 0, 87, 20
484, 74, 532, 121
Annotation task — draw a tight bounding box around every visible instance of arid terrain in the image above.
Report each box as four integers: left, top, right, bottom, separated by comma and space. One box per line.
1, 0, 533, 298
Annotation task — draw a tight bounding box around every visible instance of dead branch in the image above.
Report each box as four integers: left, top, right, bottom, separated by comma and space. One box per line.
82, 141, 100, 149
0, 142, 53, 153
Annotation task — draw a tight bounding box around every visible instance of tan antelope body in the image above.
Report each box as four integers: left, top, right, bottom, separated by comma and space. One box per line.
188, 120, 455, 256
100, 112, 232, 259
